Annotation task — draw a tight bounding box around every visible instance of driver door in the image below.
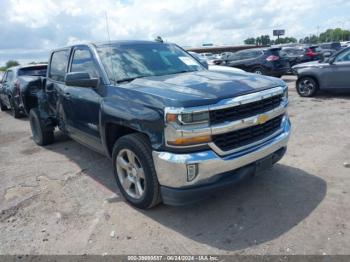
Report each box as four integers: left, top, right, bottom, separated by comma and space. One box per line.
64, 46, 103, 152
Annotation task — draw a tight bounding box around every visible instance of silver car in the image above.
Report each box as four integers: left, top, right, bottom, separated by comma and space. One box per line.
293, 47, 350, 97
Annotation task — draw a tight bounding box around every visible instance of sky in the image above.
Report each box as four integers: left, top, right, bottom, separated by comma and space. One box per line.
0, 0, 349, 66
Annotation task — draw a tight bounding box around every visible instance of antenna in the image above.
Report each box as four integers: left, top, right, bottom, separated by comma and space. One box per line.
105, 11, 111, 43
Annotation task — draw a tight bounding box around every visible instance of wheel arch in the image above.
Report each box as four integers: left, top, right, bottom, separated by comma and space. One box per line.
297, 74, 321, 89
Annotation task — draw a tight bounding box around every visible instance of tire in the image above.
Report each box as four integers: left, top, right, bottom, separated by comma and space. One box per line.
252, 67, 265, 75
296, 76, 318, 97
112, 133, 161, 209
0, 99, 8, 111
10, 97, 22, 118
29, 108, 54, 146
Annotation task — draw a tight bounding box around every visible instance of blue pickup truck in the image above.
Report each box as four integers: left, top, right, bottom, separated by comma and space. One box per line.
28, 40, 291, 209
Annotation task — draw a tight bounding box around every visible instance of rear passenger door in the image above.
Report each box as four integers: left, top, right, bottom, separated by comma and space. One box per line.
46, 48, 72, 131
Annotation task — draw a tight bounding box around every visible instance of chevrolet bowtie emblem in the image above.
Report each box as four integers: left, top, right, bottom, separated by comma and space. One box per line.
257, 114, 268, 125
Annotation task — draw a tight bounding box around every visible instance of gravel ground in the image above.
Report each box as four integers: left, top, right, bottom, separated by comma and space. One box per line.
0, 75, 349, 255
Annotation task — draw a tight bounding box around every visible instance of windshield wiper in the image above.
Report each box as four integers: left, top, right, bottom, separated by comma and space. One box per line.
116, 76, 148, 84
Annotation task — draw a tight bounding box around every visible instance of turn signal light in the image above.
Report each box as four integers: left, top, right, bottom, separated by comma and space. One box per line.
167, 135, 211, 146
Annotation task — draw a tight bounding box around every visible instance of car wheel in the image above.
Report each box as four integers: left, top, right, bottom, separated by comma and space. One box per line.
0, 99, 9, 111
10, 97, 21, 118
112, 133, 161, 209
29, 108, 54, 146
252, 67, 265, 75
296, 77, 318, 97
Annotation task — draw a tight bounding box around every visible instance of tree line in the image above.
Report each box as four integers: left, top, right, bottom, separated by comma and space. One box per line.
244, 28, 350, 46
0, 60, 47, 72
0, 60, 20, 71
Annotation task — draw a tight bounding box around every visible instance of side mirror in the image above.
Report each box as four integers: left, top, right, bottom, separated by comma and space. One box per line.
65, 72, 99, 88
328, 57, 336, 64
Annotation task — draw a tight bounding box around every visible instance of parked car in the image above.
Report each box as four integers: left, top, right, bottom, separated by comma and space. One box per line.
189, 52, 245, 73
341, 41, 350, 48
28, 40, 290, 209
208, 64, 245, 74
280, 47, 311, 67
200, 52, 215, 60
293, 47, 350, 97
188, 51, 209, 68
221, 47, 290, 77
0, 64, 47, 118
303, 45, 322, 61
319, 42, 342, 51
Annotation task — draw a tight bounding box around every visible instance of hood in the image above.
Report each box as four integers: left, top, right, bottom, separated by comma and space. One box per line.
292, 60, 328, 69
121, 70, 284, 107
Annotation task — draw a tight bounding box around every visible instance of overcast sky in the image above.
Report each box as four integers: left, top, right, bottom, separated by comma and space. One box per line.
0, 0, 349, 66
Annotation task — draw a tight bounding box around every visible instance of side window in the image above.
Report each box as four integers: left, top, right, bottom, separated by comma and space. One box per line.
1, 72, 7, 82
227, 53, 239, 61
5, 71, 14, 83
71, 49, 98, 78
239, 51, 253, 60
49, 50, 70, 82
335, 49, 350, 63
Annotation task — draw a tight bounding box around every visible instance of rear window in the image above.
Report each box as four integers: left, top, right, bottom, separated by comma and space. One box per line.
281, 48, 305, 56
49, 50, 70, 82
266, 48, 282, 57
18, 66, 47, 77
310, 46, 321, 52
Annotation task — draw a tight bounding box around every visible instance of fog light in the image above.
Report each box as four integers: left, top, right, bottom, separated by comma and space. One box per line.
187, 164, 198, 182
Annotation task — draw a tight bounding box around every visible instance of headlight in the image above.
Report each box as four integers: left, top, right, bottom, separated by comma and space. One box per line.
166, 111, 209, 125
165, 108, 211, 147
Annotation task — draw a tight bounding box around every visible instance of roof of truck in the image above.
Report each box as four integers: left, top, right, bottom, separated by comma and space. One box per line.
7, 63, 48, 71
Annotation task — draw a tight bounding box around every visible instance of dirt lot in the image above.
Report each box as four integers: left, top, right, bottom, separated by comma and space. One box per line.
0, 75, 349, 255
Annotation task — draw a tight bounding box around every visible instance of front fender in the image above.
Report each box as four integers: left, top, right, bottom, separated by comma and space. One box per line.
100, 97, 164, 156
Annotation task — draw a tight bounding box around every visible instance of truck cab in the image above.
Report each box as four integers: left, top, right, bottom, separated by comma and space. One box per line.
29, 40, 291, 209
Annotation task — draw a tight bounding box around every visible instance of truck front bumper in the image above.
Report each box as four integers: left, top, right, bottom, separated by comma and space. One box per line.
152, 116, 291, 205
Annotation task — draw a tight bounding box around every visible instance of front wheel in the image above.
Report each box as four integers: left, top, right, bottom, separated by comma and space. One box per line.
29, 108, 54, 146
112, 133, 161, 209
296, 77, 318, 97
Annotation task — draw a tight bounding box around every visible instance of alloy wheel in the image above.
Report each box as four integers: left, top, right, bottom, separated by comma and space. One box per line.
298, 79, 315, 96
116, 149, 146, 199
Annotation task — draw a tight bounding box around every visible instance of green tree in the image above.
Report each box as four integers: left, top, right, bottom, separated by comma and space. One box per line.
275, 37, 297, 44
5, 60, 19, 68
244, 37, 256, 45
0, 60, 20, 71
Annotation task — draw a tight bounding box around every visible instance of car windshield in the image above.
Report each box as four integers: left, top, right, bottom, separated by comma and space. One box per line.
97, 42, 204, 83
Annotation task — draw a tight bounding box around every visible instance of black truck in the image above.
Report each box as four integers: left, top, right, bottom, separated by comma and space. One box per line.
28, 40, 291, 209
0, 64, 47, 118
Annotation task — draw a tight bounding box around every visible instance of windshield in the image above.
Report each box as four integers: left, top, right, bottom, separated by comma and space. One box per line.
97, 43, 204, 83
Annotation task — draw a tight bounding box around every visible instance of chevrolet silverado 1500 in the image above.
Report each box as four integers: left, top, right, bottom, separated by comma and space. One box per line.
28, 40, 291, 209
